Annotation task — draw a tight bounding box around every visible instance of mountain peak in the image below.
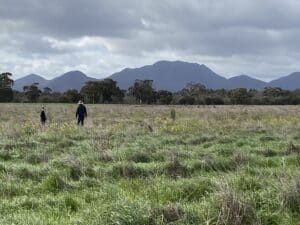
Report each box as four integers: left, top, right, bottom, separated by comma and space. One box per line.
60, 70, 88, 78
110, 60, 228, 91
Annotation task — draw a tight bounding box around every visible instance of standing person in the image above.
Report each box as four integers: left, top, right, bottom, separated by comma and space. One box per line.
40, 107, 47, 126
76, 101, 87, 126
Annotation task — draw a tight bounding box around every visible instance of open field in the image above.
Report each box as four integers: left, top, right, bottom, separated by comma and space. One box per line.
0, 104, 300, 225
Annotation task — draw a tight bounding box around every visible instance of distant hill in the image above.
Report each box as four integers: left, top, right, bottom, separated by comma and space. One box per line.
14, 71, 96, 92
268, 72, 300, 90
109, 61, 230, 91
13, 61, 300, 92
45, 71, 96, 92
228, 75, 267, 90
13, 74, 48, 91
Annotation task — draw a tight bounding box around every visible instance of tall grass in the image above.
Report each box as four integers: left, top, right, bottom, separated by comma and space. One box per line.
0, 104, 299, 224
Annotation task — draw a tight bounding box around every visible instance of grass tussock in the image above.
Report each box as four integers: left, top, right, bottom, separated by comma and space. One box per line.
217, 188, 258, 225
282, 179, 300, 213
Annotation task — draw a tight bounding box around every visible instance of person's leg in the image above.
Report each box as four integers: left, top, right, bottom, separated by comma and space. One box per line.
77, 117, 81, 125
81, 117, 84, 126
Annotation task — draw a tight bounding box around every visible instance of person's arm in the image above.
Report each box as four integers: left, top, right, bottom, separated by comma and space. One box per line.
76, 108, 78, 118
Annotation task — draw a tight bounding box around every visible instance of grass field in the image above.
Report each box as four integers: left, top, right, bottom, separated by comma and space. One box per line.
0, 104, 300, 225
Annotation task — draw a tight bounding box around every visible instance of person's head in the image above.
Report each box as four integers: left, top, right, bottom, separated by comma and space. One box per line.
78, 100, 83, 105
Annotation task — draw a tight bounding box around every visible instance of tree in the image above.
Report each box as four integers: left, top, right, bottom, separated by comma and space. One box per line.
43, 87, 52, 95
0, 72, 14, 102
23, 83, 41, 102
80, 79, 124, 104
80, 81, 100, 104
98, 79, 124, 103
128, 80, 155, 104
229, 88, 251, 104
64, 89, 82, 103
156, 90, 173, 105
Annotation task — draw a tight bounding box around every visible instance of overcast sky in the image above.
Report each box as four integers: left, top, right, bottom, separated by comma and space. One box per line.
1, 0, 300, 80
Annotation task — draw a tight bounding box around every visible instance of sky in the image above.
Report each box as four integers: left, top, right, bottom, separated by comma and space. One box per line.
1, 0, 300, 81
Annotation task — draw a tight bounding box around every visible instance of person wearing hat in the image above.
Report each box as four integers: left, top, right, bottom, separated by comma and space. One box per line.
76, 100, 87, 126
40, 106, 47, 126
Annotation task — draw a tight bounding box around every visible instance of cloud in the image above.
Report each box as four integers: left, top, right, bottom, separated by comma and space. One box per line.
1, 0, 300, 80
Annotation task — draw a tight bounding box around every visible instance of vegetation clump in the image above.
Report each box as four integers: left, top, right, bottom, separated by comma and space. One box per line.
41, 174, 68, 193
164, 158, 189, 178
283, 180, 300, 213
218, 189, 258, 225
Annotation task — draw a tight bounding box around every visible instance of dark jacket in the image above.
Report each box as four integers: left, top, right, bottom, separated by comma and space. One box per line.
40, 110, 47, 122
76, 105, 87, 118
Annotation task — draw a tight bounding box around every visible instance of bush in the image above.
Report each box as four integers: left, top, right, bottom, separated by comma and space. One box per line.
286, 142, 300, 155
0, 164, 6, 172
69, 165, 83, 181
163, 178, 215, 202
15, 167, 34, 180
170, 109, 176, 121
104, 199, 153, 225
111, 163, 147, 178
161, 204, 185, 223
64, 196, 80, 212
84, 167, 96, 178
164, 158, 189, 178
26, 153, 49, 164
283, 180, 300, 213
192, 156, 235, 173
218, 190, 258, 225
0, 151, 12, 161
41, 174, 68, 193
129, 152, 151, 163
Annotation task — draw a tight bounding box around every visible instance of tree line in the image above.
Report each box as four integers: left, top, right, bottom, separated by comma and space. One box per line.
1, 72, 300, 105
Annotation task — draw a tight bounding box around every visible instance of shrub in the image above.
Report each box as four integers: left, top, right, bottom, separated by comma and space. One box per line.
20, 198, 40, 210
218, 190, 258, 225
0, 164, 6, 172
262, 149, 277, 157
26, 153, 49, 164
69, 164, 83, 181
129, 152, 151, 163
0, 182, 25, 198
283, 180, 300, 213
164, 179, 215, 202
64, 196, 80, 212
111, 163, 147, 178
164, 158, 189, 178
286, 142, 300, 155
231, 152, 250, 167
0, 151, 12, 161
193, 156, 234, 173
84, 167, 96, 178
41, 174, 68, 193
15, 167, 34, 180
99, 151, 113, 162
104, 199, 153, 225
161, 204, 185, 223
170, 109, 176, 121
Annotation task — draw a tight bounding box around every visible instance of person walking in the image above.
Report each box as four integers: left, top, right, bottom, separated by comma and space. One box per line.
76, 101, 87, 126
40, 106, 47, 126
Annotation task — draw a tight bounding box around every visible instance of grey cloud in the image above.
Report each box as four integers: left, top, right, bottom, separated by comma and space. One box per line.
2, 0, 300, 79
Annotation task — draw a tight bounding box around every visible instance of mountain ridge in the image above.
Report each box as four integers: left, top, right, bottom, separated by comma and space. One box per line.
13, 60, 300, 92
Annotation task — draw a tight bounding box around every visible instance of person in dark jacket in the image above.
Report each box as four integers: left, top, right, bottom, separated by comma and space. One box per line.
76, 101, 87, 126
40, 107, 47, 125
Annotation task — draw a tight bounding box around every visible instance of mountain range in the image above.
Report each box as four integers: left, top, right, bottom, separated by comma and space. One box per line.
13, 60, 300, 92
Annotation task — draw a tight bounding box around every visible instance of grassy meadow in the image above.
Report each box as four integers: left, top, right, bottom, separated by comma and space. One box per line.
0, 104, 300, 225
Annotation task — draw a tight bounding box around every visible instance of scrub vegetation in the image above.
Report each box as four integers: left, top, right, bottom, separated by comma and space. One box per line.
0, 104, 300, 225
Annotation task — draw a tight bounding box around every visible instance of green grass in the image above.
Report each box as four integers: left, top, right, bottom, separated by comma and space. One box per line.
0, 104, 300, 224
